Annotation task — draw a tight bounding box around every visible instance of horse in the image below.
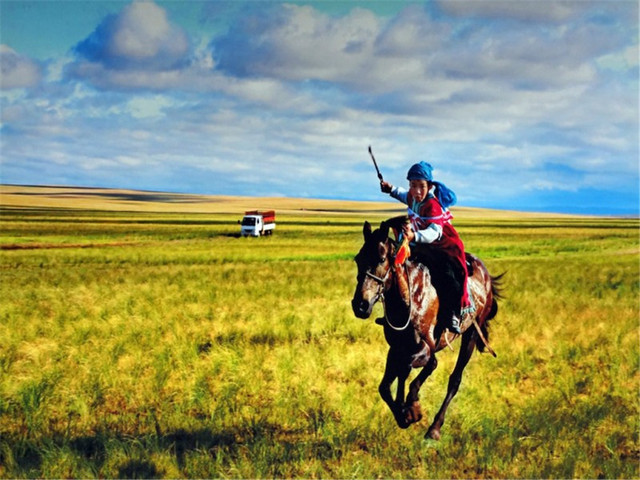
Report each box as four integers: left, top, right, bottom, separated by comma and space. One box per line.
351, 218, 502, 440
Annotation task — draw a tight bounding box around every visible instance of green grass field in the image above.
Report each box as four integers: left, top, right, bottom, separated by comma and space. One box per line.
1, 187, 638, 478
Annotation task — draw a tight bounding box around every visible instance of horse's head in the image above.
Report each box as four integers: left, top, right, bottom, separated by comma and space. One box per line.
351, 221, 394, 319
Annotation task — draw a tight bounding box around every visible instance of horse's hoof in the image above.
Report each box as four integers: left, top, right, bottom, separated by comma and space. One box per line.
393, 408, 411, 429
425, 427, 441, 441
395, 417, 410, 429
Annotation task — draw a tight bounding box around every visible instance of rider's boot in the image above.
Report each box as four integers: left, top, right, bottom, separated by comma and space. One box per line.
448, 314, 462, 334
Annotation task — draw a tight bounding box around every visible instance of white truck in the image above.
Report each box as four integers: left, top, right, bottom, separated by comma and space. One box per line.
240, 210, 276, 237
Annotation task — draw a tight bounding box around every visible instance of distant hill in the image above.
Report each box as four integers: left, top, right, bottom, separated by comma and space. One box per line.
0, 184, 581, 219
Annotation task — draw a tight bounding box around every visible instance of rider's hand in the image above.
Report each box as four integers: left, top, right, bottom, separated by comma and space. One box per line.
402, 223, 415, 242
380, 181, 393, 193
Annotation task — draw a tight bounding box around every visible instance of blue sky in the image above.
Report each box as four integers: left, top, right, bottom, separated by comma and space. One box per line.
1, 0, 638, 215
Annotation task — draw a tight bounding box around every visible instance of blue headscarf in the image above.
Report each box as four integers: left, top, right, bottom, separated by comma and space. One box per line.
406, 161, 457, 208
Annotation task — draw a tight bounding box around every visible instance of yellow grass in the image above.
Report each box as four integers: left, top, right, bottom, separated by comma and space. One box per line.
1, 184, 637, 478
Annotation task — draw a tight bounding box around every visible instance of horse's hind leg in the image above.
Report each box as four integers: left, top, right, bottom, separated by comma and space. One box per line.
426, 329, 476, 440
402, 355, 438, 425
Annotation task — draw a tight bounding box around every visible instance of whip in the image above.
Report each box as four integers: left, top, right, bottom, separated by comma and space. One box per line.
368, 146, 383, 182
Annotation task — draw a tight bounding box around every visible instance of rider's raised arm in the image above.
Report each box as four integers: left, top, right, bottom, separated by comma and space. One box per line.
389, 185, 409, 205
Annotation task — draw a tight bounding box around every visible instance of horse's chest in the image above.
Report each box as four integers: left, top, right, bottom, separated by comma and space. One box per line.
407, 265, 438, 332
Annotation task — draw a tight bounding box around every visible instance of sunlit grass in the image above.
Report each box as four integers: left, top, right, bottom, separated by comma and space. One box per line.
0, 191, 638, 478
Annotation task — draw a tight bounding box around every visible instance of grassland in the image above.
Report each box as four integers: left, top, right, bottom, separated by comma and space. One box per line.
1, 186, 638, 478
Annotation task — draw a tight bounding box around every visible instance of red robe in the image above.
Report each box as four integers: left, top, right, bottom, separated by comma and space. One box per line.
404, 192, 471, 313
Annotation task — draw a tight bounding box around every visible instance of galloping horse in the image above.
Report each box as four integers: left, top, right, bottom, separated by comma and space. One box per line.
351, 218, 502, 440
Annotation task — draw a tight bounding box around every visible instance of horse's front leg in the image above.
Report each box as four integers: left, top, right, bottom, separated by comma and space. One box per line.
394, 361, 410, 408
379, 350, 411, 429
403, 355, 438, 425
426, 329, 476, 440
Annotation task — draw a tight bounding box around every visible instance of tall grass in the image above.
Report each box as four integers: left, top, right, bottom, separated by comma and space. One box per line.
0, 204, 638, 478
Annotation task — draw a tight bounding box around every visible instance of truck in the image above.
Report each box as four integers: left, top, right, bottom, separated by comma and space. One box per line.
240, 210, 276, 237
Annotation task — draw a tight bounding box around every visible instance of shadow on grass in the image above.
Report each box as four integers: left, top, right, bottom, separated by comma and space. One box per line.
165, 428, 237, 471
118, 459, 159, 479
2, 421, 342, 477
1, 428, 236, 477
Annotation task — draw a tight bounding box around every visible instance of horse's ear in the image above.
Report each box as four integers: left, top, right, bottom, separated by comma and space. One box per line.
379, 221, 390, 239
363, 221, 372, 239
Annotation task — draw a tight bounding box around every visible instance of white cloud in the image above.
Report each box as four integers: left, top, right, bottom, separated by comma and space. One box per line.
73, 0, 189, 71
214, 5, 382, 88
0, 45, 42, 89
597, 45, 640, 72
110, 2, 176, 59
375, 5, 447, 56
436, 0, 587, 22
126, 95, 175, 118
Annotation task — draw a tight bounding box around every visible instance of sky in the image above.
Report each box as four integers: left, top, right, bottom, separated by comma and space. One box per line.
1, 0, 638, 215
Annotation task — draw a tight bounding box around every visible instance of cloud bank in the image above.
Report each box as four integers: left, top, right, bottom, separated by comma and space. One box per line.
1, 0, 638, 214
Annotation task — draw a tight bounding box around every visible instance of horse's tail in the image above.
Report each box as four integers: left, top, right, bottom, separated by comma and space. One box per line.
487, 272, 505, 320
476, 272, 505, 354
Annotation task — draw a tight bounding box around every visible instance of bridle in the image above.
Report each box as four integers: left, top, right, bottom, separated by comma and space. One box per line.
365, 270, 388, 284
363, 268, 388, 307
363, 257, 412, 332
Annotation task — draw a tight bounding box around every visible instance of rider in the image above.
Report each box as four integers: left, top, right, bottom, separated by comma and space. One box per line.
380, 161, 472, 335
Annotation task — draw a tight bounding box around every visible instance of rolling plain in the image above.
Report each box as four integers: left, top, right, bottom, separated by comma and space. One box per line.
0, 185, 638, 478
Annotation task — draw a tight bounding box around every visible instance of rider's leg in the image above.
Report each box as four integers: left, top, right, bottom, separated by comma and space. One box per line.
429, 260, 461, 334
